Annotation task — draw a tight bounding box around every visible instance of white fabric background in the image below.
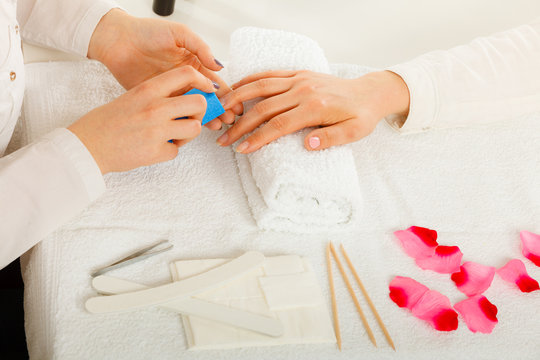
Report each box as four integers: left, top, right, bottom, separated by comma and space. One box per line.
19, 60, 540, 359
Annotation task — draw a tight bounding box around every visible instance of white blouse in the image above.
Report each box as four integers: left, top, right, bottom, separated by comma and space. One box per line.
0, 5, 539, 269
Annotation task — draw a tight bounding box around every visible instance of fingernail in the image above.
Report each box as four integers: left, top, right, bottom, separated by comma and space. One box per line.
308, 136, 320, 149
212, 81, 220, 89
216, 132, 228, 145
214, 58, 224, 68
236, 141, 249, 153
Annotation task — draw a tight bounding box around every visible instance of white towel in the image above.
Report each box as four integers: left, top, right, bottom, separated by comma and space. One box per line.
20, 46, 540, 360
228, 27, 362, 233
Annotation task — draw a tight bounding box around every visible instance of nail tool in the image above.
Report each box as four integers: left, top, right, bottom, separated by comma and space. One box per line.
91, 240, 173, 277
92, 275, 284, 337
85, 251, 265, 313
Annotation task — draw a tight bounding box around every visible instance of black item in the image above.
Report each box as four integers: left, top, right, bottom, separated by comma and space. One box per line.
153, 0, 176, 16
0, 258, 29, 359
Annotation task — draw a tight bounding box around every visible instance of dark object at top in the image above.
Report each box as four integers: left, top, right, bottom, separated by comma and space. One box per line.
153, 0, 176, 16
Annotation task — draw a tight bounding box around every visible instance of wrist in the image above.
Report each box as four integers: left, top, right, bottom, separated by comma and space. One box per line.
87, 8, 130, 64
354, 70, 410, 119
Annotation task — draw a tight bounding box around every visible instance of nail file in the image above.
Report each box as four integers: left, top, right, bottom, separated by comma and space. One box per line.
168, 88, 225, 143
85, 251, 264, 314
92, 275, 284, 337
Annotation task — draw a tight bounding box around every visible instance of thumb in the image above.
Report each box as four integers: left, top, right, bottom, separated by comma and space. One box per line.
173, 24, 222, 71
304, 119, 373, 151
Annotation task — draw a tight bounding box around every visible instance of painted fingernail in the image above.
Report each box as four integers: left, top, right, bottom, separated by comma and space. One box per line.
309, 136, 320, 149
216, 132, 228, 145
212, 81, 220, 89
236, 141, 249, 153
214, 58, 224, 68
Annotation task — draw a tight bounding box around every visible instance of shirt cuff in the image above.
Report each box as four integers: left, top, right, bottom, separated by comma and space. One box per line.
41, 128, 105, 202
385, 61, 440, 134
72, 0, 120, 57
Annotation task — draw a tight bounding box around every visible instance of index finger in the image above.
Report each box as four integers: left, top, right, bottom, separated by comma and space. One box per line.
232, 70, 298, 89
140, 66, 216, 98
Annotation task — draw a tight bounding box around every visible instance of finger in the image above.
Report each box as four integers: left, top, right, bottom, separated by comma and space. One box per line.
232, 70, 298, 89
217, 93, 298, 146
217, 109, 236, 125
233, 107, 319, 154
140, 66, 216, 98
158, 142, 181, 163
160, 93, 207, 121
172, 24, 222, 71
304, 119, 374, 151
205, 118, 222, 130
168, 118, 202, 140
221, 77, 293, 110
198, 67, 244, 118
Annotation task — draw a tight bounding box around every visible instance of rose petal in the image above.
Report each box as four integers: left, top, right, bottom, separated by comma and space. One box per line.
394, 226, 438, 260
520, 230, 540, 267
415, 245, 463, 274
389, 276, 429, 309
451, 261, 496, 297
454, 295, 498, 334
411, 290, 459, 331
497, 259, 540, 293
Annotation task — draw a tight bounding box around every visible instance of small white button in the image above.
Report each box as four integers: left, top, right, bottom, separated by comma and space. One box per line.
10, 71, 16, 81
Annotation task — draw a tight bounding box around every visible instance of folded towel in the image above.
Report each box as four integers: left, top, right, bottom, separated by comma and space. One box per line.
227, 27, 362, 233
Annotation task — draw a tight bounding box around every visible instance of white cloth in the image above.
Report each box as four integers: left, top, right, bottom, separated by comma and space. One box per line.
228, 27, 361, 233
172, 255, 334, 350
0, 0, 116, 269
387, 17, 540, 133
21, 59, 540, 360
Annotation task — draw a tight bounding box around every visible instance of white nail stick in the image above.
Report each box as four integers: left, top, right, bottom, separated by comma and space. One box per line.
92, 275, 283, 337
85, 251, 265, 314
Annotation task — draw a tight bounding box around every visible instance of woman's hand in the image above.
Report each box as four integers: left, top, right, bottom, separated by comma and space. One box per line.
68, 66, 215, 174
87, 9, 239, 129
216, 70, 410, 153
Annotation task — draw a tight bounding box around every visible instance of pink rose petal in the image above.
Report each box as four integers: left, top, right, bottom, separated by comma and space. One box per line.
451, 261, 496, 297
411, 290, 459, 331
454, 295, 498, 334
389, 276, 458, 332
497, 259, 540, 293
389, 276, 429, 310
394, 226, 438, 260
415, 245, 463, 274
520, 230, 540, 267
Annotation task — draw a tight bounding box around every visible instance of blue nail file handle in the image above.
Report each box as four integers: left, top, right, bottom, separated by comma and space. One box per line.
169, 89, 225, 143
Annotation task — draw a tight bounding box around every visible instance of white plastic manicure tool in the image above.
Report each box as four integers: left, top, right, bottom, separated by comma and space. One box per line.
92, 275, 284, 337
85, 251, 265, 314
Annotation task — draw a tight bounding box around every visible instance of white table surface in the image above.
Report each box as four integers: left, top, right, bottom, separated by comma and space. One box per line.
23, 0, 540, 68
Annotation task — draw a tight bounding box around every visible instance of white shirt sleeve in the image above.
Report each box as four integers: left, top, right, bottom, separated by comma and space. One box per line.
17, 0, 118, 57
0, 128, 105, 269
386, 17, 540, 133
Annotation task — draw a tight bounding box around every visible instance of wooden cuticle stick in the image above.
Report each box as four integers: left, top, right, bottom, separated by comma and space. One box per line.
329, 242, 377, 348
340, 243, 396, 351
326, 242, 342, 350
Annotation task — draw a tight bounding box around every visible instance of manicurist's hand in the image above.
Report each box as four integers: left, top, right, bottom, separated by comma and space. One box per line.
68, 66, 215, 174
87, 9, 240, 129
216, 70, 410, 153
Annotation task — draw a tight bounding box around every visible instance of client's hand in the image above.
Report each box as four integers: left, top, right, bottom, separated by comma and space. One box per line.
216, 70, 410, 153
87, 9, 240, 129
68, 66, 214, 174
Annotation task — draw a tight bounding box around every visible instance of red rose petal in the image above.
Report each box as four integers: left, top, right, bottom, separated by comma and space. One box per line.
415, 245, 463, 274
454, 295, 498, 334
411, 289, 459, 331
394, 226, 438, 260
451, 262, 496, 297
520, 230, 540, 267
497, 259, 540, 293
389, 276, 429, 309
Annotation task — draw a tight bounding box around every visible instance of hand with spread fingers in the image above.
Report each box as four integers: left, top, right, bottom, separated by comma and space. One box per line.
87, 9, 241, 130
216, 70, 410, 153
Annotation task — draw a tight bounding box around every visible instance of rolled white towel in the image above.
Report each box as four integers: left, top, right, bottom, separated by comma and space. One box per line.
227, 27, 362, 233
